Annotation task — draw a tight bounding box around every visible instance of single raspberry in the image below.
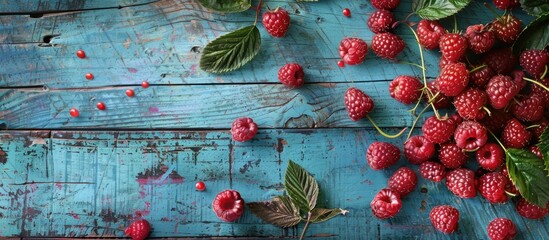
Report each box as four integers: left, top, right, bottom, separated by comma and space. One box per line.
262, 7, 290, 38
439, 143, 469, 169
371, 32, 405, 60
446, 168, 477, 198
366, 142, 401, 170
453, 88, 488, 120
510, 94, 545, 122
370, 188, 402, 219
388, 167, 418, 197
367, 9, 395, 34
491, 15, 521, 44
424, 81, 452, 108
492, 0, 520, 10
438, 55, 461, 70
483, 48, 518, 75
485, 75, 519, 109
370, 0, 400, 10
344, 87, 374, 121
482, 107, 512, 133
530, 145, 543, 159
502, 118, 531, 148
501, 167, 520, 196
404, 135, 435, 164
439, 33, 468, 62
430, 205, 460, 233
125, 219, 151, 240
520, 49, 549, 79
454, 121, 488, 151
436, 62, 469, 97
419, 161, 446, 182
212, 189, 245, 222
422, 115, 457, 144
487, 218, 517, 240
531, 78, 549, 109
416, 19, 446, 50
516, 198, 549, 219
339, 37, 368, 65
470, 65, 495, 89
465, 24, 495, 54
530, 118, 548, 141
476, 143, 504, 171
231, 117, 258, 142
278, 63, 304, 88
478, 172, 508, 204
389, 76, 423, 104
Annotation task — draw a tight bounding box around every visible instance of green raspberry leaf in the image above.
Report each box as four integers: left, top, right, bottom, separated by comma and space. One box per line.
284, 160, 319, 212
247, 196, 302, 228
309, 208, 348, 223
412, 0, 472, 20
506, 148, 549, 207
197, 0, 251, 13
199, 25, 261, 73
520, 0, 549, 17
512, 13, 549, 55
536, 126, 549, 173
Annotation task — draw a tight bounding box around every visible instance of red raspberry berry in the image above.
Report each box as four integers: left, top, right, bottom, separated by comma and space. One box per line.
454, 121, 488, 151
420, 161, 446, 182
478, 172, 508, 204
344, 87, 374, 121
231, 117, 258, 142
422, 115, 457, 144
470, 65, 495, 89
476, 143, 504, 171
487, 218, 517, 240
491, 15, 521, 44
453, 88, 488, 120
195, 181, 206, 191
492, 0, 520, 10
430, 205, 460, 233
465, 24, 495, 54
371, 32, 405, 60
69, 108, 79, 118
367, 9, 395, 34
76, 49, 86, 59
262, 7, 290, 38
483, 48, 518, 75
389, 75, 423, 104
446, 168, 477, 198
404, 135, 435, 164
510, 94, 545, 122
520, 49, 549, 79
125, 219, 151, 240
502, 118, 531, 148
212, 189, 245, 222
439, 33, 468, 62
342, 8, 351, 17
485, 75, 519, 109
96, 102, 106, 111
416, 19, 446, 50
370, 0, 400, 10
439, 142, 469, 169
436, 62, 469, 97
370, 188, 402, 219
516, 198, 549, 219
278, 63, 304, 88
339, 37, 368, 65
366, 142, 401, 170
388, 167, 418, 197
424, 81, 452, 108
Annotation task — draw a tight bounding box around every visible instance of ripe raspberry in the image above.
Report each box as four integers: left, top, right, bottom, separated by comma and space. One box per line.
262, 7, 290, 38
530, 118, 548, 141
439, 33, 468, 62
339, 37, 368, 65
491, 15, 521, 44
470, 65, 495, 89
482, 107, 512, 133
231, 117, 258, 142
436, 62, 469, 97
370, 188, 402, 219
389, 76, 423, 104
530, 145, 543, 159
388, 167, 418, 197
125, 219, 151, 240
416, 19, 446, 50
454, 121, 488, 151
476, 143, 504, 171
419, 161, 446, 182
520, 49, 549, 79
510, 94, 545, 122
492, 0, 520, 10
465, 24, 495, 54
370, 0, 400, 10
278, 63, 304, 88
446, 168, 477, 198
422, 115, 457, 144
483, 48, 518, 75
367, 9, 395, 34
212, 189, 245, 222
453, 88, 488, 120
430, 205, 460, 233
439, 143, 469, 169
487, 218, 517, 240
366, 142, 401, 170
344, 87, 374, 121
371, 32, 405, 60
424, 81, 452, 108
502, 118, 531, 148
404, 135, 435, 164
478, 172, 508, 204
485, 75, 519, 109
516, 198, 549, 219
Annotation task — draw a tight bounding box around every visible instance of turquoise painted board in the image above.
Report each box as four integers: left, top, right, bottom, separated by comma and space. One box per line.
0, 1, 156, 13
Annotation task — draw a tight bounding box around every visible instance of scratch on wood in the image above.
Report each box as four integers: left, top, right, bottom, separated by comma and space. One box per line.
0, 146, 7, 164
228, 141, 233, 187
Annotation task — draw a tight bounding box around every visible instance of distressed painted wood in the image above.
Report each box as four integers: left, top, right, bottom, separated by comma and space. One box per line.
1, 130, 548, 238
0, 1, 156, 14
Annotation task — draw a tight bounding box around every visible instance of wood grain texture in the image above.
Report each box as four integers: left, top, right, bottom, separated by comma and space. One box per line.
0, 1, 157, 13
1, 130, 547, 239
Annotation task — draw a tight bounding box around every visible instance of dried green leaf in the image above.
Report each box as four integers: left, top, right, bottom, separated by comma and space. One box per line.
197, 0, 251, 13
310, 208, 348, 223
284, 160, 319, 212
512, 13, 549, 55
506, 148, 549, 207
413, 0, 472, 20
520, 0, 549, 17
536, 126, 549, 173
247, 196, 302, 228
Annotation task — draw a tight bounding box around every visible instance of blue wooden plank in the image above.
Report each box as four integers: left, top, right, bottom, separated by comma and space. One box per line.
0, 0, 156, 13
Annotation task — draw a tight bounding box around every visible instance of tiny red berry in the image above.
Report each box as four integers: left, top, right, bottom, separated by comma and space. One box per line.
96, 102, 106, 111
126, 89, 135, 97
337, 60, 345, 68
195, 181, 206, 191
125, 219, 151, 240
141, 81, 150, 88
76, 49, 86, 59
69, 108, 79, 118
342, 8, 351, 17
85, 73, 94, 80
